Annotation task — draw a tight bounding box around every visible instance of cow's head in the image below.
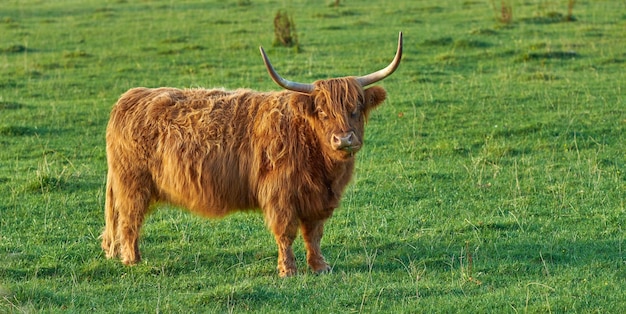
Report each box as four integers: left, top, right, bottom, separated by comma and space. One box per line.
260, 32, 403, 160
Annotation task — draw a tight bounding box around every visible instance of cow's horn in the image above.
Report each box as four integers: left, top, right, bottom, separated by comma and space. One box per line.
259, 47, 315, 94
356, 32, 403, 87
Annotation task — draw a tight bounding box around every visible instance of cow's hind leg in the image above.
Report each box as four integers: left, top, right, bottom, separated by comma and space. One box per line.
301, 219, 331, 274
114, 173, 152, 265
101, 172, 119, 259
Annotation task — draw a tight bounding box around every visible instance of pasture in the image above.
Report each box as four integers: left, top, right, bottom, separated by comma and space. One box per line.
1, 0, 624, 312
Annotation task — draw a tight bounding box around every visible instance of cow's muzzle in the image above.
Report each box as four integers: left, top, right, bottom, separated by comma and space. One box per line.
331, 132, 361, 152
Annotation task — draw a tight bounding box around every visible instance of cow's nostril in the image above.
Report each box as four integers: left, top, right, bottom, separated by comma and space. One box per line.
332, 132, 355, 149
346, 132, 354, 144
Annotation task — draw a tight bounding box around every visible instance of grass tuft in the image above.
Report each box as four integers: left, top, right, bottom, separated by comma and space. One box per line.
422, 37, 453, 47
273, 10, 300, 51
63, 50, 90, 58
491, 0, 513, 24
1, 44, 29, 53
0, 125, 35, 136
0, 101, 24, 110
24, 175, 66, 193
453, 39, 491, 49
518, 51, 578, 62
469, 28, 498, 36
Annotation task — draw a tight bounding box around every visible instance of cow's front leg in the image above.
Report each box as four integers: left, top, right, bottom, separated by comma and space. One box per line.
268, 214, 299, 277
301, 219, 331, 274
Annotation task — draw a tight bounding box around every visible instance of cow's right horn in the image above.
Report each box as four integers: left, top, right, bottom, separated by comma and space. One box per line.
259, 47, 315, 94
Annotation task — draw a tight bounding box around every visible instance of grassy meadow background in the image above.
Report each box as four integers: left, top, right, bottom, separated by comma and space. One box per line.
1, 0, 625, 312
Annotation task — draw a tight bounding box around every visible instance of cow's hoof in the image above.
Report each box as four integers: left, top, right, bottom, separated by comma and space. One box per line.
308, 259, 331, 275
313, 265, 332, 275
279, 269, 297, 278
121, 253, 140, 266
278, 264, 297, 277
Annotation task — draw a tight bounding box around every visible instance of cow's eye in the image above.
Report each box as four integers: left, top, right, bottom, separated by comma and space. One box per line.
351, 111, 360, 118
318, 110, 328, 120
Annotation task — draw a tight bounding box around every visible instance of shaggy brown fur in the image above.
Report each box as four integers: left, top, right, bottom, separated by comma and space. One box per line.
101, 77, 387, 277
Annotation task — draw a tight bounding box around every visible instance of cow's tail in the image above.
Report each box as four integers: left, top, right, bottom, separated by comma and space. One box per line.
100, 170, 119, 259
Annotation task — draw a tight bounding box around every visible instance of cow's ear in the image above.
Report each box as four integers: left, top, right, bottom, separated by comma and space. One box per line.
364, 86, 387, 112
290, 93, 316, 117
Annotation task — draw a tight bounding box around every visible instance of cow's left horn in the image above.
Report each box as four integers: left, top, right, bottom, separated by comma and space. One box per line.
259, 47, 315, 94
356, 32, 403, 87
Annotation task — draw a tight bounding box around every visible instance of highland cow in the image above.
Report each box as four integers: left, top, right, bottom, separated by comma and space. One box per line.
101, 32, 402, 277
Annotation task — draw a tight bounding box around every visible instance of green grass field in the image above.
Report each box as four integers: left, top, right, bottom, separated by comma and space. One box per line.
1, 0, 625, 312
